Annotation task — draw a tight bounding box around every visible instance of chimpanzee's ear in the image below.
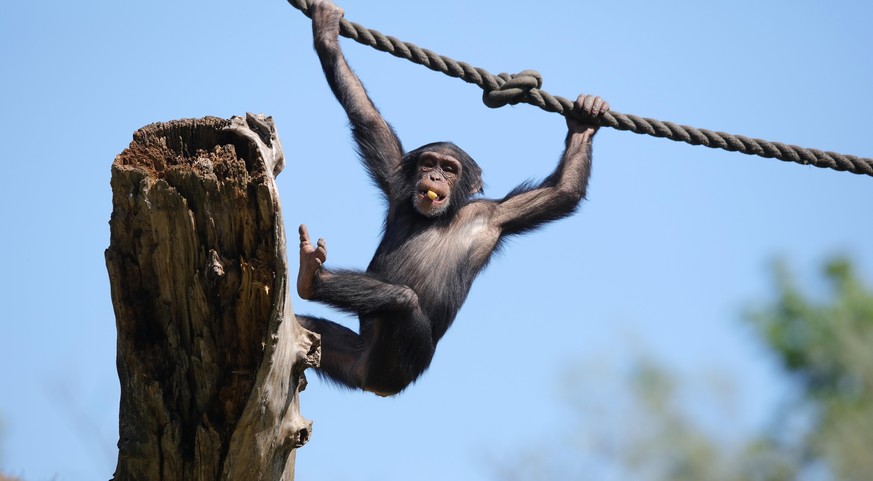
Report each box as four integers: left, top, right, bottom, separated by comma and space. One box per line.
469, 178, 484, 196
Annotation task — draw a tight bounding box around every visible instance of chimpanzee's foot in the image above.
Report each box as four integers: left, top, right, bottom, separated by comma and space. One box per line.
297, 224, 327, 300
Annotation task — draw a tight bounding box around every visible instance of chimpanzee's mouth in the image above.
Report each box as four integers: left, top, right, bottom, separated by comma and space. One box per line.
419, 189, 446, 202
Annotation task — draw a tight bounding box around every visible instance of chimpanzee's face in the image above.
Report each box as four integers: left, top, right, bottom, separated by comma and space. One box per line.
412, 151, 462, 217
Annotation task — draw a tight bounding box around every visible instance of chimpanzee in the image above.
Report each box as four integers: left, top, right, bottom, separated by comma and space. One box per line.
296, 0, 610, 396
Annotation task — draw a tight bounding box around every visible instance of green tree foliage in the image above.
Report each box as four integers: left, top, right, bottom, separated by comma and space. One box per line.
617, 362, 798, 481
747, 258, 873, 481
495, 257, 873, 481
494, 354, 798, 481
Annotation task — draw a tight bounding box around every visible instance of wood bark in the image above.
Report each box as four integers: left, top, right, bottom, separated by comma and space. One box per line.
105, 114, 320, 481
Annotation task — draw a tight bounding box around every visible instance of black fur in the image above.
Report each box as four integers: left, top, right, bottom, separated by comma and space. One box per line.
300, 5, 601, 396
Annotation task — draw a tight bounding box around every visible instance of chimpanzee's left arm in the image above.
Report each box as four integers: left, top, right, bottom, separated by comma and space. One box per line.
491, 94, 609, 236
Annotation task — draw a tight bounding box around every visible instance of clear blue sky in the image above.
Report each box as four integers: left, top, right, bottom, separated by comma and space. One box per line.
1, 1, 872, 480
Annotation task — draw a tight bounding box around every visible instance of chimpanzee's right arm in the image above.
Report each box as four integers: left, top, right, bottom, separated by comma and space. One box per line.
311, 0, 404, 197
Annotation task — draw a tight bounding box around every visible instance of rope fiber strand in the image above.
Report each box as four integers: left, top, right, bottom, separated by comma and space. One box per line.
287, 0, 873, 178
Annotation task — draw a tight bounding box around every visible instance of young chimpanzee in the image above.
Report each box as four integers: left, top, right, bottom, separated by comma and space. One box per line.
296, 0, 610, 396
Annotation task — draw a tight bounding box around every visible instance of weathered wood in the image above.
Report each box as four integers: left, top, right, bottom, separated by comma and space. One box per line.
105, 114, 319, 481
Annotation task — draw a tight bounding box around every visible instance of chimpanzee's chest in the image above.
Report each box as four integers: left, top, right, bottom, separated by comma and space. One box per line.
370, 214, 499, 301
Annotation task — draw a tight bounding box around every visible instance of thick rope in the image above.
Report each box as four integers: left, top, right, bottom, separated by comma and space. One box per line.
287, 0, 873, 178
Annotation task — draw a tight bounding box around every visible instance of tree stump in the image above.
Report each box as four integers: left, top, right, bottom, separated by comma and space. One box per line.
105, 114, 320, 481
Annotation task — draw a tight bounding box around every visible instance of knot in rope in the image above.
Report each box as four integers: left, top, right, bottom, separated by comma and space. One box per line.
286, 0, 873, 178
482, 70, 543, 109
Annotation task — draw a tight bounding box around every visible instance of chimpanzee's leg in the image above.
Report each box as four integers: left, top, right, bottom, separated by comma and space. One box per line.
297, 224, 420, 314
296, 225, 432, 396
296, 314, 367, 390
